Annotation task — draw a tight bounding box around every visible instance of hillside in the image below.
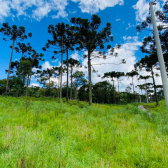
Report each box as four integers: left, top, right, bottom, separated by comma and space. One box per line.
0, 96, 168, 167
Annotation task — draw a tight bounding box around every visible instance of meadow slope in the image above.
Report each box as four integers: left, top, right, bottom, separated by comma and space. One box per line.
0, 96, 168, 168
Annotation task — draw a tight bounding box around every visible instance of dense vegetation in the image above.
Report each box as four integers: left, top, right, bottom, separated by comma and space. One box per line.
1, 1, 168, 167
1, 1, 168, 105
0, 96, 168, 167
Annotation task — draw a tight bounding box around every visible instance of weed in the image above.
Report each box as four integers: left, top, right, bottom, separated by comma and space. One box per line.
0, 96, 168, 167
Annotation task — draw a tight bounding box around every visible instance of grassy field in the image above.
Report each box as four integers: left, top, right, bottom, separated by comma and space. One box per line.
0, 96, 168, 167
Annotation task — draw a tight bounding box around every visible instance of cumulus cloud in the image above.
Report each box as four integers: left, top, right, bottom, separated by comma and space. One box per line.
32, 2, 52, 20
0, 0, 124, 21
34, 38, 163, 93
71, 0, 124, 14
42, 61, 53, 70
132, 0, 163, 22
31, 83, 40, 87
0, 0, 11, 21
65, 36, 143, 92
70, 51, 82, 61
0, 0, 68, 21
51, 10, 68, 19
77, 36, 161, 93
87, 37, 141, 86
123, 36, 138, 42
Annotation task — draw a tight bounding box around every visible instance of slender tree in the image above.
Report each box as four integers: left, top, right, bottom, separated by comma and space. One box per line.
63, 58, 81, 99
40, 68, 57, 96
115, 72, 125, 92
52, 66, 65, 98
137, 54, 159, 105
72, 71, 87, 99
25, 49, 44, 96
138, 75, 151, 104
0, 23, 32, 96
126, 70, 139, 93
137, 84, 145, 96
43, 23, 70, 103
102, 71, 117, 104
14, 42, 32, 85
71, 14, 115, 105
64, 25, 76, 101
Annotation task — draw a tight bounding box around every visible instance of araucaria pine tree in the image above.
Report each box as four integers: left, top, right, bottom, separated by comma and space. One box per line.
126, 70, 139, 93
43, 23, 70, 103
63, 58, 81, 100
0, 23, 32, 97
70, 14, 114, 105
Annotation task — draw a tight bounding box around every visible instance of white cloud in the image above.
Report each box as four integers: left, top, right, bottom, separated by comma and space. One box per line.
134, 67, 162, 94
123, 36, 138, 42
0, 0, 125, 21
0, 0, 11, 22
126, 23, 135, 30
71, 0, 124, 14
32, 2, 52, 20
77, 36, 161, 93
116, 18, 121, 21
70, 51, 82, 61
0, 0, 68, 21
37, 40, 163, 93
51, 10, 68, 19
70, 10, 77, 14
31, 83, 40, 87
40, 61, 68, 85
42, 61, 53, 70
90, 38, 141, 85
133, 0, 163, 22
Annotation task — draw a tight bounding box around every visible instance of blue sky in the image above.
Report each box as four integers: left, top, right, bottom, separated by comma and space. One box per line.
0, 0, 166, 91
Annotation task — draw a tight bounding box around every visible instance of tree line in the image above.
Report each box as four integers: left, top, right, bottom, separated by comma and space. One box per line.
0, 1, 168, 105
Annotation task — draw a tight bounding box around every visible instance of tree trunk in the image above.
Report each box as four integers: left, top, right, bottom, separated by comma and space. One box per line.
26, 75, 29, 97
112, 79, 115, 104
70, 67, 72, 100
5, 39, 15, 97
60, 40, 63, 103
88, 49, 92, 106
21, 54, 26, 87
28, 66, 32, 97
117, 78, 119, 92
145, 79, 148, 103
66, 49, 69, 101
151, 67, 159, 105
75, 86, 77, 100
49, 76, 50, 96
58, 73, 60, 98
132, 77, 134, 93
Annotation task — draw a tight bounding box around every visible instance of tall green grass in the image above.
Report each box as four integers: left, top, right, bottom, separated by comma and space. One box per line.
0, 96, 168, 167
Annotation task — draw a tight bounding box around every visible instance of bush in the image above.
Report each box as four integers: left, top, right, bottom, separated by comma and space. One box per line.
65, 100, 89, 108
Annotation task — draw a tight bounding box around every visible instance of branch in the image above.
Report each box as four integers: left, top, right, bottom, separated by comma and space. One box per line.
5, 40, 11, 41
91, 55, 116, 60
49, 46, 61, 49
91, 65, 100, 77
0, 33, 11, 37
92, 62, 123, 65
141, 28, 153, 31
45, 49, 57, 52
52, 54, 62, 60
91, 56, 103, 60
